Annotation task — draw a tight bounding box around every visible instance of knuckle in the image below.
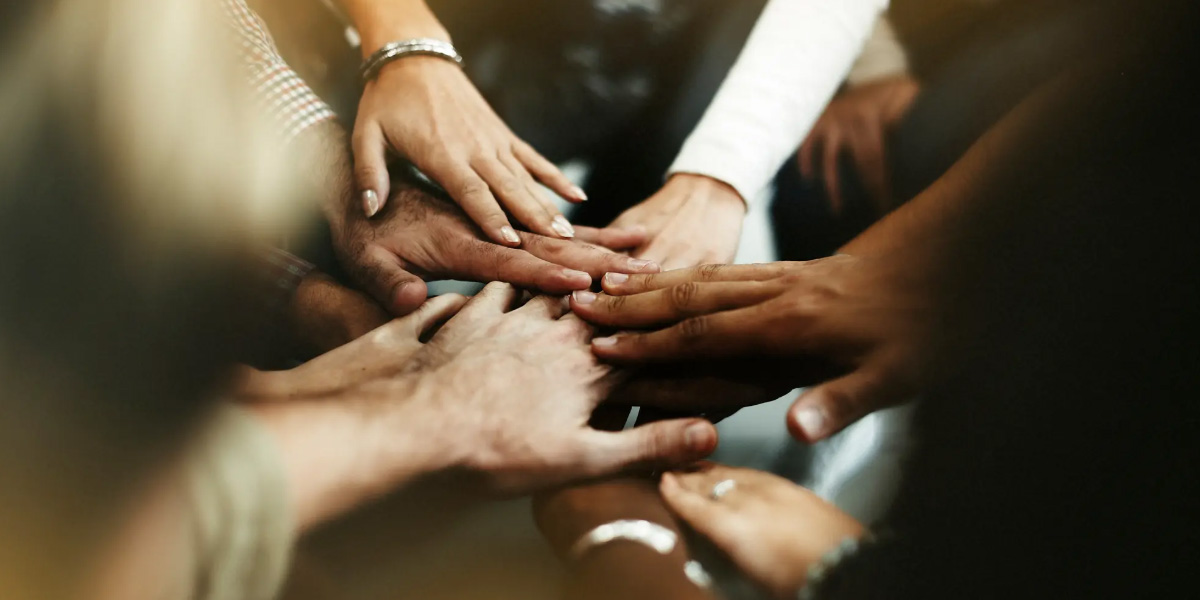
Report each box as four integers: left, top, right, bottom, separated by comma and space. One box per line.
458, 177, 490, 200
696, 264, 723, 281
603, 294, 627, 314
668, 282, 700, 311
677, 315, 709, 341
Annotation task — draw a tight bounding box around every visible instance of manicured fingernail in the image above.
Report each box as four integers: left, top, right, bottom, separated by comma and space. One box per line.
552, 216, 575, 238
685, 423, 714, 452
592, 336, 618, 348
563, 269, 592, 287
627, 258, 657, 272
363, 190, 380, 218
500, 226, 521, 245
604, 272, 629, 286
570, 185, 588, 201
795, 407, 826, 440
572, 290, 597, 305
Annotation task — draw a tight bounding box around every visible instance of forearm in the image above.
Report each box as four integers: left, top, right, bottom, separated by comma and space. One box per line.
537, 478, 713, 600
338, 0, 450, 54
244, 382, 444, 532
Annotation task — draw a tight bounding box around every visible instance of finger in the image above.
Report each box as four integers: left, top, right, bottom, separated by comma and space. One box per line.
475, 157, 565, 239
787, 365, 902, 443
666, 464, 758, 503
446, 239, 594, 293
499, 151, 570, 232
519, 233, 659, 279
574, 225, 648, 251
590, 304, 778, 363
404, 293, 469, 338
351, 124, 390, 218
514, 294, 569, 320
457, 281, 520, 317
513, 140, 587, 203
823, 129, 845, 214
848, 120, 889, 212
577, 419, 719, 478
570, 281, 782, 329
354, 246, 429, 315
658, 473, 731, 533
601, 263, 789, 296
424, 158, 520, 247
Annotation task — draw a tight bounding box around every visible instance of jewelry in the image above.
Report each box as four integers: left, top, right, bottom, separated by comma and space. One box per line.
568, 519, 677, 560
710, 479, 737, 500
361, 38, 463, 82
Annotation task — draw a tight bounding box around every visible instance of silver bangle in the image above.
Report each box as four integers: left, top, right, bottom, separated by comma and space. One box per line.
360, 38, 463, 82
568, 519, 677, 561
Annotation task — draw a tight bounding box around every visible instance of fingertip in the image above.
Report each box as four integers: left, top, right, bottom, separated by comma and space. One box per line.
390, 279, 429, 315
498, 225, 522, 247
787, 397, 829, 443
551, 215, 576, 239
684, 420, 718, 455
560, 269, 592, 289
362, 189, 382, 218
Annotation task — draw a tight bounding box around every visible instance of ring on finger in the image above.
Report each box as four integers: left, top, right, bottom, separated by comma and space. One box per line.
710, 479, 737, 501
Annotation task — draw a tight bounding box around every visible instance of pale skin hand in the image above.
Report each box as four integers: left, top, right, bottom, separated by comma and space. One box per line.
798, 75, 920, 213
610, 174, 748, 271
343, 0, 584, 243
243, 285, 719, 530
569, 256, 932, 442
660, 463, 863, 599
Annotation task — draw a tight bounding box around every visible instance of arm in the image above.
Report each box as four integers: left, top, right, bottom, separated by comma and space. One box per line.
535, 478, 714, 600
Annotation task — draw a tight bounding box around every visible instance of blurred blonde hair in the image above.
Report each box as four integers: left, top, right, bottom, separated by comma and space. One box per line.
0, 1, 307, 598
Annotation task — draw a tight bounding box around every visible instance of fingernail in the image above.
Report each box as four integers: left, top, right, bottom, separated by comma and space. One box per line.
604, 272, 629, 286
795, 407, 826, 440
685, 423, 714, 452
592, 336, 618, 348
570, 185, 589, 202
363, 190, 380, 218
552, 216, 576, 238
572, 290, 597, 305
627, 258, 658, 273
563, 269, 592, 287
500, 226, 521, 245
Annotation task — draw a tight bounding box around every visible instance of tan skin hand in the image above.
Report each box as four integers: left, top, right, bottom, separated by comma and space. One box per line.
329, 181, 659, 315
570, 255, 932, 442
610, 174, 747, 271
798, 75, 920, 213
353, 57, 586, 244
660, 463, 863, 599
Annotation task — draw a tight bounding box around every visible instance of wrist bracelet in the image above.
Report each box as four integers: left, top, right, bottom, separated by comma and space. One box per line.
568, 519, 677, 560
360, 38, 463, 82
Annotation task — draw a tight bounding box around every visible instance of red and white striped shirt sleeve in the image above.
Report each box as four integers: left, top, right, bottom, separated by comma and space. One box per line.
220, 0, 338, 143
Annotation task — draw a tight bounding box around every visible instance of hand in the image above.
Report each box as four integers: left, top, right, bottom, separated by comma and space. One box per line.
660, 463, 863, 599
608, 359, 796, 419
798, 76, 920, 213
353, 57, 585, 243
569, 255, 932, 442
389, 282, 720, 495
610, 174, 747, 270
284, 271, 393, 358
330, 180, 659, 315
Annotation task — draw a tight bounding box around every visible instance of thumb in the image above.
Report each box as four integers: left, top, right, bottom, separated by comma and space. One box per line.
403, 293, 468, 338
356, 246, 428, 316
787, 366, 899, 443
352, 124, 391, 218
580, 419, 718, 478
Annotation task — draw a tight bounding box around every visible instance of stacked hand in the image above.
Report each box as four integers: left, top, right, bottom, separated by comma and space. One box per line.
610, 174, 747, 270
329, 179, 659, 315
570, 255, 932, 442
660, 463, 863, 599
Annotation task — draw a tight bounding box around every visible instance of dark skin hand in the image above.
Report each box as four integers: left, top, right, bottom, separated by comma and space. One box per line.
570, 255, 934, 443
609, 358, 800, 419
329, 181, 660, 315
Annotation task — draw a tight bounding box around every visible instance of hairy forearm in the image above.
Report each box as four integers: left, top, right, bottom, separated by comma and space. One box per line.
245, 382, 445, 532
337, 0, 450, 54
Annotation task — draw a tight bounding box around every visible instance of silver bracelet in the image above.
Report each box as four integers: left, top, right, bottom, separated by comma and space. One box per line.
568, 519, 677, 560
360, 38, 463, 82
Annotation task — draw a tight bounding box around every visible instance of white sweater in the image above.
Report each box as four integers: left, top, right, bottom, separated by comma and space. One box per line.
667, 0, 890, 204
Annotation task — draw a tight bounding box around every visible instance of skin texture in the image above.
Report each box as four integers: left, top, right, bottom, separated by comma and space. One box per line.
241, 284, 720, 530
660, 463, 863, 599
570, 256, 932, 442
283, 271, 393, 358
798, 76, 921, 213
610, 174, 748, 271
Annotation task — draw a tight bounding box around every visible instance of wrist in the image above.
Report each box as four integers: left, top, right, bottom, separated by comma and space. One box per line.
666, 174, 746, 214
